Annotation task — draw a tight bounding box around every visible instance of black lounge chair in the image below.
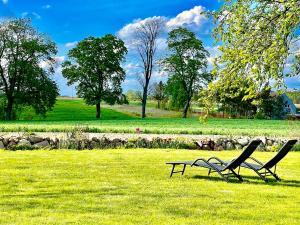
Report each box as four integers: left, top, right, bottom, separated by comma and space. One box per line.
166, 139, 262, 182
240, 140, 297, 182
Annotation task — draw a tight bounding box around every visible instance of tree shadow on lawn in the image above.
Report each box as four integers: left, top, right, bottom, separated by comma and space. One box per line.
191, 175, 300, 187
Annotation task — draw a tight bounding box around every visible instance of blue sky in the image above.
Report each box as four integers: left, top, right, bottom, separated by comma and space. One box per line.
0, 0, 299, 96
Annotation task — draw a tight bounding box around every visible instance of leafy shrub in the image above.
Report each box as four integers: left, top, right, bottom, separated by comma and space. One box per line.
9, 144, 39, 151
292, 144, 300, 152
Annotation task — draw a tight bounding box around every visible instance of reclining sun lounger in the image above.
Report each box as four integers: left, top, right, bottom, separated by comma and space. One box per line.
166, 139, 262, 182
240, 140, 297, 182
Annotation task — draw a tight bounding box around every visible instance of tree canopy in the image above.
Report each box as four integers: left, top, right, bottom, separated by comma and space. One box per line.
62, 35, 127, 119
162, 27, 211, 118
0, 19, 59, 120
210, 0, 300, 100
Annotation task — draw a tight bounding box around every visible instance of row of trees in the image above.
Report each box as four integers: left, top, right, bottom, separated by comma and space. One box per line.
0, 18, 210, 120
1, 0, 299, 120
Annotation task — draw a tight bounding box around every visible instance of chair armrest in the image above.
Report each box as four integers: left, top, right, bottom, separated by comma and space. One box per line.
247, 157, 264, 165
207, 156, 226, 165
191, 158, 210, 167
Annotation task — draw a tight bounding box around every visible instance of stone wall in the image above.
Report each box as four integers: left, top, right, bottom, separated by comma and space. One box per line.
0, 133, 297, 151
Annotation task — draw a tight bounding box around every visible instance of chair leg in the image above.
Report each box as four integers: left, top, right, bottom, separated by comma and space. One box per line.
267, 168, 281, 181
181, 164, 186, 175
170, 164, 176, 178
208, 168, 211, 176
230, 169, 243, 182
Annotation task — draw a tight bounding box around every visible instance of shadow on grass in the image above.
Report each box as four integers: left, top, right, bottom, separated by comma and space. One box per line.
191, 174, 300, 187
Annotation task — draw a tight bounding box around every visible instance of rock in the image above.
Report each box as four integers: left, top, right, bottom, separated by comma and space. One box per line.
2, 138, 8, 146
266, 139, 274, 146
225, 141, 234, 150
0, 141, 4, 149
9, 137, 18, 143
7, 141, 17, 148
235, 144, 243, 150
237, 137, 249, 146
202, 144, 211, 150
18, 139, 31, 145
92, 137, 99, 142
34, 140, 49, 148
215, 145, 224, 151
261, 137, 267, 145
29, 136, 44, 144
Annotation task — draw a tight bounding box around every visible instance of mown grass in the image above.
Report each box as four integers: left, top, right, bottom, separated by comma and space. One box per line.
1, 98, 299, 137
1, 117, 299, 137
17, 98, 133, 121
0, 149, 299, 224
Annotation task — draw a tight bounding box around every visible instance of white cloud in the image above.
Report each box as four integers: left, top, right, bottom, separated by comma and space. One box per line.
55, 56, 65, 63
118, 16, 166, 42
118, 5, 213, 91
2, 0, 8, 4
42, 4, 51, 9
65, 41, 78, 48
21, 12, 41, 20
39, 56, 65, 70
206, 45, 221, 67
166, 6, 208, 30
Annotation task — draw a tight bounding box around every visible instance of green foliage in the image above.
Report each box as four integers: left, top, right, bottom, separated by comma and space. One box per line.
162, 27, 211, 118
151, 81, 167, 109
62, 35, 127, 118
124, 137, 196, 149
0, 19, 59, 120
257, 89, 289, 119
126, 90, 141, 102
210, 0, 300, 100
286, 91, 300, 104
8, 144, 39, 151
166, 75, 188, 110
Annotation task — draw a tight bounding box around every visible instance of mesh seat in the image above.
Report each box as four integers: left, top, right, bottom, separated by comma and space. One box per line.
193, 161, 226, 171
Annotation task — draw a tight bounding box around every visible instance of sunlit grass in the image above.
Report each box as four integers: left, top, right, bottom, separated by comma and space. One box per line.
0, 149, 299, 224
1, 98, 299, 137
0, 117, 299, 137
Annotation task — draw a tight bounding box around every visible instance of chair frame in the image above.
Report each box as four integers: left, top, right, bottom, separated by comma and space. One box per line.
166, 140, 262, 182
239, 140, 297, 182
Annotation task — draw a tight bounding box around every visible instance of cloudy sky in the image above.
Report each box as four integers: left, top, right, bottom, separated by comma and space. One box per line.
0, 0, 299, 96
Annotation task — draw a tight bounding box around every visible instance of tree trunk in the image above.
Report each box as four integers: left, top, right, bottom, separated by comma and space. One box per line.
96, 103, 101, 119
5, 97, 13, 120
141, 84, 148, 118
157, 100, 160, 109
182, 97, 191, 118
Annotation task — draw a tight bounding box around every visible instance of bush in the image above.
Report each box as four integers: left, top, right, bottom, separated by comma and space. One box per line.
292, 144, 300, 152
9, 144, 39, 151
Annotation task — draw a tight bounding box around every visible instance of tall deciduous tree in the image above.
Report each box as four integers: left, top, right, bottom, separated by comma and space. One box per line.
162, 27, 211, 118
210, 0, 300, 100
134, 18, 164, 118
0, 19, 59, 120
62, 35, 127, 119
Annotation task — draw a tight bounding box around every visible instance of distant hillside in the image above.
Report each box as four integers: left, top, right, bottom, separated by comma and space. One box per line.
17, 99, 133, 121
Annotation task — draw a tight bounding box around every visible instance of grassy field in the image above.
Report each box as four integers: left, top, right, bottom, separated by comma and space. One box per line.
0, 149, 299, 224
1, 98, 299, 137
1, 117, 299, 137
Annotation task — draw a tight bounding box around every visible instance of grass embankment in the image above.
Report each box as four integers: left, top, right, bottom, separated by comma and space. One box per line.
0, 149, 299, 224
1, 98, 299, 137
1, 117, 299, 137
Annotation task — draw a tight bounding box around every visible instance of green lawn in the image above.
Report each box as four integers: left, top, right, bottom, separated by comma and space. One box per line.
0, 149, 299, 224
1, 117, 299, 137
18, 98, 133, 121
1, 98, 300, 137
